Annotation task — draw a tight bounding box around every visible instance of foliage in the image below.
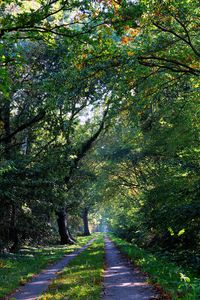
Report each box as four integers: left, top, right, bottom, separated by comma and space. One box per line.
110, 234, 200, 300
0, 0, 199, 294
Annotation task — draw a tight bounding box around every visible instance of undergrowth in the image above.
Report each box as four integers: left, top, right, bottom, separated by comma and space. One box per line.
110, 234, 200, 300
0, 235, 93, 299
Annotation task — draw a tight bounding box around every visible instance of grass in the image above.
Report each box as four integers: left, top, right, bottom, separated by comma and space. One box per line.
39, 234, 105, 300
109, 234, 200, 300
0, 235, 93, 299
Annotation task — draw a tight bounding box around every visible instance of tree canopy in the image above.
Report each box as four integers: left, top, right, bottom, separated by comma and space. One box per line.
0, 0, 199, 258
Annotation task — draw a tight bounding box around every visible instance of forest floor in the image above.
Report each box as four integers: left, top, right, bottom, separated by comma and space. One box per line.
7, 238, 95, 300
6, 235, 159, 300
40, 235, 105, 299
2, 234, 199, 299
102, 236, 157, 300
110, 235, 200, 299
0, 236, 93, 299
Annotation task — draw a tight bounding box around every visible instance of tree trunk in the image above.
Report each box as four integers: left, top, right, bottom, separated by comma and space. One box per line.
3, 102, 20, 252
57, 210, 75, 244
82, 207, 90, 236
3, 101, 11, 159
9, 205, 20, 252
10, 230, 19, 252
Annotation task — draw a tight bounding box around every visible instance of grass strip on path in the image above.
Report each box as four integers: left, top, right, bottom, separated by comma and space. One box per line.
0, 235, 93, 299
40, 234, 105, 300
109, 234, 200, 300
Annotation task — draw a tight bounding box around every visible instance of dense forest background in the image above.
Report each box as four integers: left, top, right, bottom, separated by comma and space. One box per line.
0, 0, 199, 271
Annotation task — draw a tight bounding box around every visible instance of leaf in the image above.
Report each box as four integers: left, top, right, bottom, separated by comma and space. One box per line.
168, 227, 174, 236
178, 229, 185, 237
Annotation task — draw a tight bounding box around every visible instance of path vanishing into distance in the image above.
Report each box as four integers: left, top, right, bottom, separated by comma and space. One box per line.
103, 237, 157, 300
7, 236, 157, 300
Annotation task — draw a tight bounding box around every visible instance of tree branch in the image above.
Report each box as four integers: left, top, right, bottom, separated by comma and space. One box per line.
0, 111, 46, 143
65, 106, 109, 184
153, 21, 200, 57
139, 55, 200, 75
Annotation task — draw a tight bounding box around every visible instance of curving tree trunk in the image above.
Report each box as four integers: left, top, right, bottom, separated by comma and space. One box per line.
57, 210, 75, 244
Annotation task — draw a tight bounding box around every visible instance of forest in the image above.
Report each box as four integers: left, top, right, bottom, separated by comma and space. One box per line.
0, 1, 199, 299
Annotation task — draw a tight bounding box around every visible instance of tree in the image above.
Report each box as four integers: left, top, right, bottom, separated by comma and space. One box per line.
0, 0, 199, 255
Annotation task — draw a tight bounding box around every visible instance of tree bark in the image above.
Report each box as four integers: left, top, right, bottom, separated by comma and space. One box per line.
56, 210, 75, 244
9, 205, 20, 252
3, 101, 11, 158
10, 230, 19, 252
82, 207, 90, 236
3, 102, 20, 252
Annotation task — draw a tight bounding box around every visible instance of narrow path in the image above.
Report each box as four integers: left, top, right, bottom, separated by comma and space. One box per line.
103, 237, 157, 300
9, 238, 95, 300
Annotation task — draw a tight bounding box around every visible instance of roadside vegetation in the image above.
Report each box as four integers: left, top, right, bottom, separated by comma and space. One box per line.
110, 235, 200, 300
40, 234, 105, 300
0, 1, 199, 298
0, 236, 93, 299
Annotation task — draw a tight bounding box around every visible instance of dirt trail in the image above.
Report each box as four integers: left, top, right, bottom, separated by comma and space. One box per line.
9, 238, 95, 300
102, 237, 157, 300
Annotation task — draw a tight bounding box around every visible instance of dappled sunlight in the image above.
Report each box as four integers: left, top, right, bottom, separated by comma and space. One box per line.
39, 237, 104, 300
0, 236, 92, 298
118, 282, 148, 287
105, 272, 132, 278
0, 1, 199, 299
103, 237, 155, 299
110, 265, 125, 270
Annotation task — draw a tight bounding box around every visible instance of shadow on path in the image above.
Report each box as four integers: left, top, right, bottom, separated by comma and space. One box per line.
102, 237, 157, 300
9, 238, 95, 300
